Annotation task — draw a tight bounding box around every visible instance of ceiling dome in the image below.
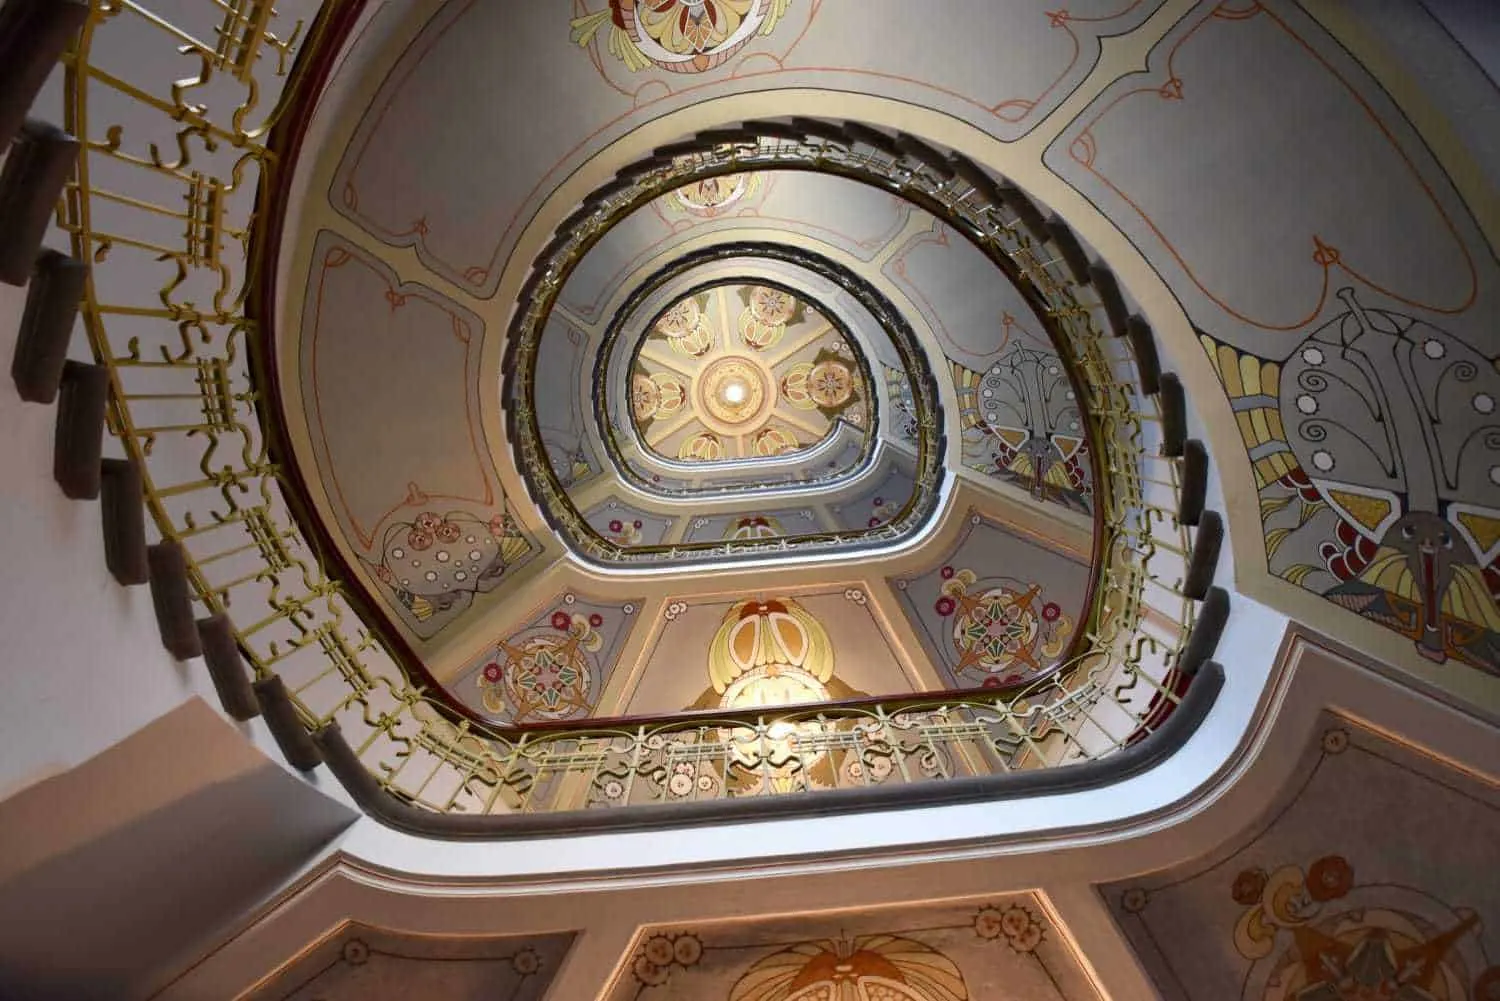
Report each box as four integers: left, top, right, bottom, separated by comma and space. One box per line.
626, 282, 870, 466
508, 208, 952, 568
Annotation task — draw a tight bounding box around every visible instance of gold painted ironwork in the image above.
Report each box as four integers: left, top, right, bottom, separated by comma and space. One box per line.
57, 0, 1209, 821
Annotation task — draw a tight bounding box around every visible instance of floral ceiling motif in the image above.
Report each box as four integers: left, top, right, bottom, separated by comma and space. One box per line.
892, 515, 1093, 692
571, 0, 794, 75
1047, 0, 1500, 680
606, 896, 1100, 1000
1104, 717, 1500, 1001
627, 282, 871, 466
452, 593, 641, 725
252, 924, 575, 1000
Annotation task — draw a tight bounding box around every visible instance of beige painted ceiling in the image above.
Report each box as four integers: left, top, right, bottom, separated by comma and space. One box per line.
270, 0, 1500, 724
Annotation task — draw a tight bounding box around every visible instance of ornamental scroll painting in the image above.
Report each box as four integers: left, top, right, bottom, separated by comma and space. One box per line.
363, 504, 538, 639
1205, 298, 1500, 674
456, 594, 640, 725
1227, 854, 1494, 1001
953, 341, 1094, 515
607, 897, 1100, 1000
892, 516, 1091, 692
1046, 0, 1500, 678
1105, 719, 1500, 1001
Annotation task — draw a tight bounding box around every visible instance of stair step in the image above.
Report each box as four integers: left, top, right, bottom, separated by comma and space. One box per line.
1045, 217, 1092, 286
198, 613, 260, 722
147, 541, 203, 660
1088, 264, 1131, 338
0, 119, 79, 285
1158, 372, 1187, 458
100, 457, 148, 585
1178, 439, 1209, 528
0, 0, 89, 151
1183, 511, 1225, 601
1125, 314, 1161, 396
11, 249, 85, 403
253, 675, 322, 772
53, 359, 106, 499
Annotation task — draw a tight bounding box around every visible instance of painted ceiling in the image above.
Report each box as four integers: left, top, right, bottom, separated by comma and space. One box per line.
626, 282, 871, 468
604, 896, 1102, 1001
250, 924, 575, 999
1102, 713, 1500, 1001
270, 0, 1500, 727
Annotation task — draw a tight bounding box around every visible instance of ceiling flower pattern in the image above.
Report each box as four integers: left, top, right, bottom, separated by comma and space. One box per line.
363, 505, 537, 637
627, 283, 871, 466
668, 172, 760, 218
570, 0, 792, 75
459, 594, 641, 725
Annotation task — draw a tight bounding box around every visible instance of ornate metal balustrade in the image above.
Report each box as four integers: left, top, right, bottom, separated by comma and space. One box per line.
35, 0, 1228, 836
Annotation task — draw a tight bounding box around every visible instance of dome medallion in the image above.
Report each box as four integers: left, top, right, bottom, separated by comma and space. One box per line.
626, 282, 872, 470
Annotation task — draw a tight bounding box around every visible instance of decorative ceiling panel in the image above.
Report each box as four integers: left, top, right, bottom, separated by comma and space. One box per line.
604, 896, 1102, 1000
329, 1, 1165, 299
250, 923, 575, 1000
625, 282, 872, 469
449, 591, 643, 725
625, 587, 912, 720
1101, 715, 1500, 1000
298, 231, 540, 642
1046, 0, 1500, 681
891, 513, 1094, 692
560, 171, 914, 322
884, 218, 1057, 373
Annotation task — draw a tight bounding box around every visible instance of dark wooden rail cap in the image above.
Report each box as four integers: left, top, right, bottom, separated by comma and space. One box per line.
1180, 585, 1229, 675
52, 359, 106, 500
1044, 217, 1092, 286
12, 250, 85, 402
1179, 438, 1209, 527
198, 613, 260, 722
1183, 511, 1225, 601
0, 0, 89, 150
100, 457, 148, 586
254, 675, 322, 772
1087, 264, 1130, 338
0, 119, 80, 285
313, 660, 1225, 841
147, 541, 203, 660
995, 182, 1048, 242
1158, 371, 1187, 458
1125, 314, 1161, 395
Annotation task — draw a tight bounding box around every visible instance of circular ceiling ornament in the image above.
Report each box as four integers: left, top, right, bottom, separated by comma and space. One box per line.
670, 172, 758, 217
697, 355, 771, 428
570, 0, 791, 75
614, 272, 881, 481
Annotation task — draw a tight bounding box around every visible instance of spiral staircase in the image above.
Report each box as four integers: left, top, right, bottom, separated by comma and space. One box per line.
0, 2, 1495, 999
